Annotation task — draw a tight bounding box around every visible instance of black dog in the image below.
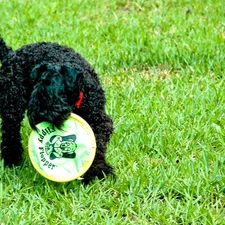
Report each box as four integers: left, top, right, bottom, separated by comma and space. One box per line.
0, 36, 114, 183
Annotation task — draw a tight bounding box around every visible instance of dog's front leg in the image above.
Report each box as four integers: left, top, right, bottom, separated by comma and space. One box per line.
81, 111, 114, 184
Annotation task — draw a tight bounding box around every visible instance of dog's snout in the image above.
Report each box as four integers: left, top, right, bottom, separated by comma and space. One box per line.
40, 72, 51, 85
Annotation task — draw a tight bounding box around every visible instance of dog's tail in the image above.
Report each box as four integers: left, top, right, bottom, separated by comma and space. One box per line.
0, 36, 13, 62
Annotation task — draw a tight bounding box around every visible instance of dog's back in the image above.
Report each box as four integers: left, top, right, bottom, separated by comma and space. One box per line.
0, 37, 98, 81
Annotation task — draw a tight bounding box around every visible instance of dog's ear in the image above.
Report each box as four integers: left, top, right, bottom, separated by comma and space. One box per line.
61, 65, 83, 91
30, 63, 48, 84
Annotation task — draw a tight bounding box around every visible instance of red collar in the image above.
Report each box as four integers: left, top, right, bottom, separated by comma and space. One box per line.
75, 89, 84, 108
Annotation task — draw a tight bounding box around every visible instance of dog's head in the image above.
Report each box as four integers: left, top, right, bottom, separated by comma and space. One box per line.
28, 63, 82, 130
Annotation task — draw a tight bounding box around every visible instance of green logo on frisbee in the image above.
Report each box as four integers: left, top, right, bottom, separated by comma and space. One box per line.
45, 134, 77, 160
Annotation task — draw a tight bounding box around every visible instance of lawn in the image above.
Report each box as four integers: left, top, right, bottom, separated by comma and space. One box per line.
1, 0, 225, 224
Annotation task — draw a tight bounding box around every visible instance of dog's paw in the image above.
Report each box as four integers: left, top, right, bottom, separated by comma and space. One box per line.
103, 164, 114, 175
2, 151, 22, 167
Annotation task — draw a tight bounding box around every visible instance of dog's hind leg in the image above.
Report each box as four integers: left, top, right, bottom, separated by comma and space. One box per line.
1, 108, 26, 166
0, 85, 27, 166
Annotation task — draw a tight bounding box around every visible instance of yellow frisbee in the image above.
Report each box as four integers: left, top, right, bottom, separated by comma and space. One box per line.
28, 113, 96, 182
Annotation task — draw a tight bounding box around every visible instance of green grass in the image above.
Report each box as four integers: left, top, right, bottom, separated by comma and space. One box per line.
1, 0, 225, 224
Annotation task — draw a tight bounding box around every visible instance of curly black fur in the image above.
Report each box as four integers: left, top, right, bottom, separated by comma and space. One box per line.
0, 36, 114, 184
